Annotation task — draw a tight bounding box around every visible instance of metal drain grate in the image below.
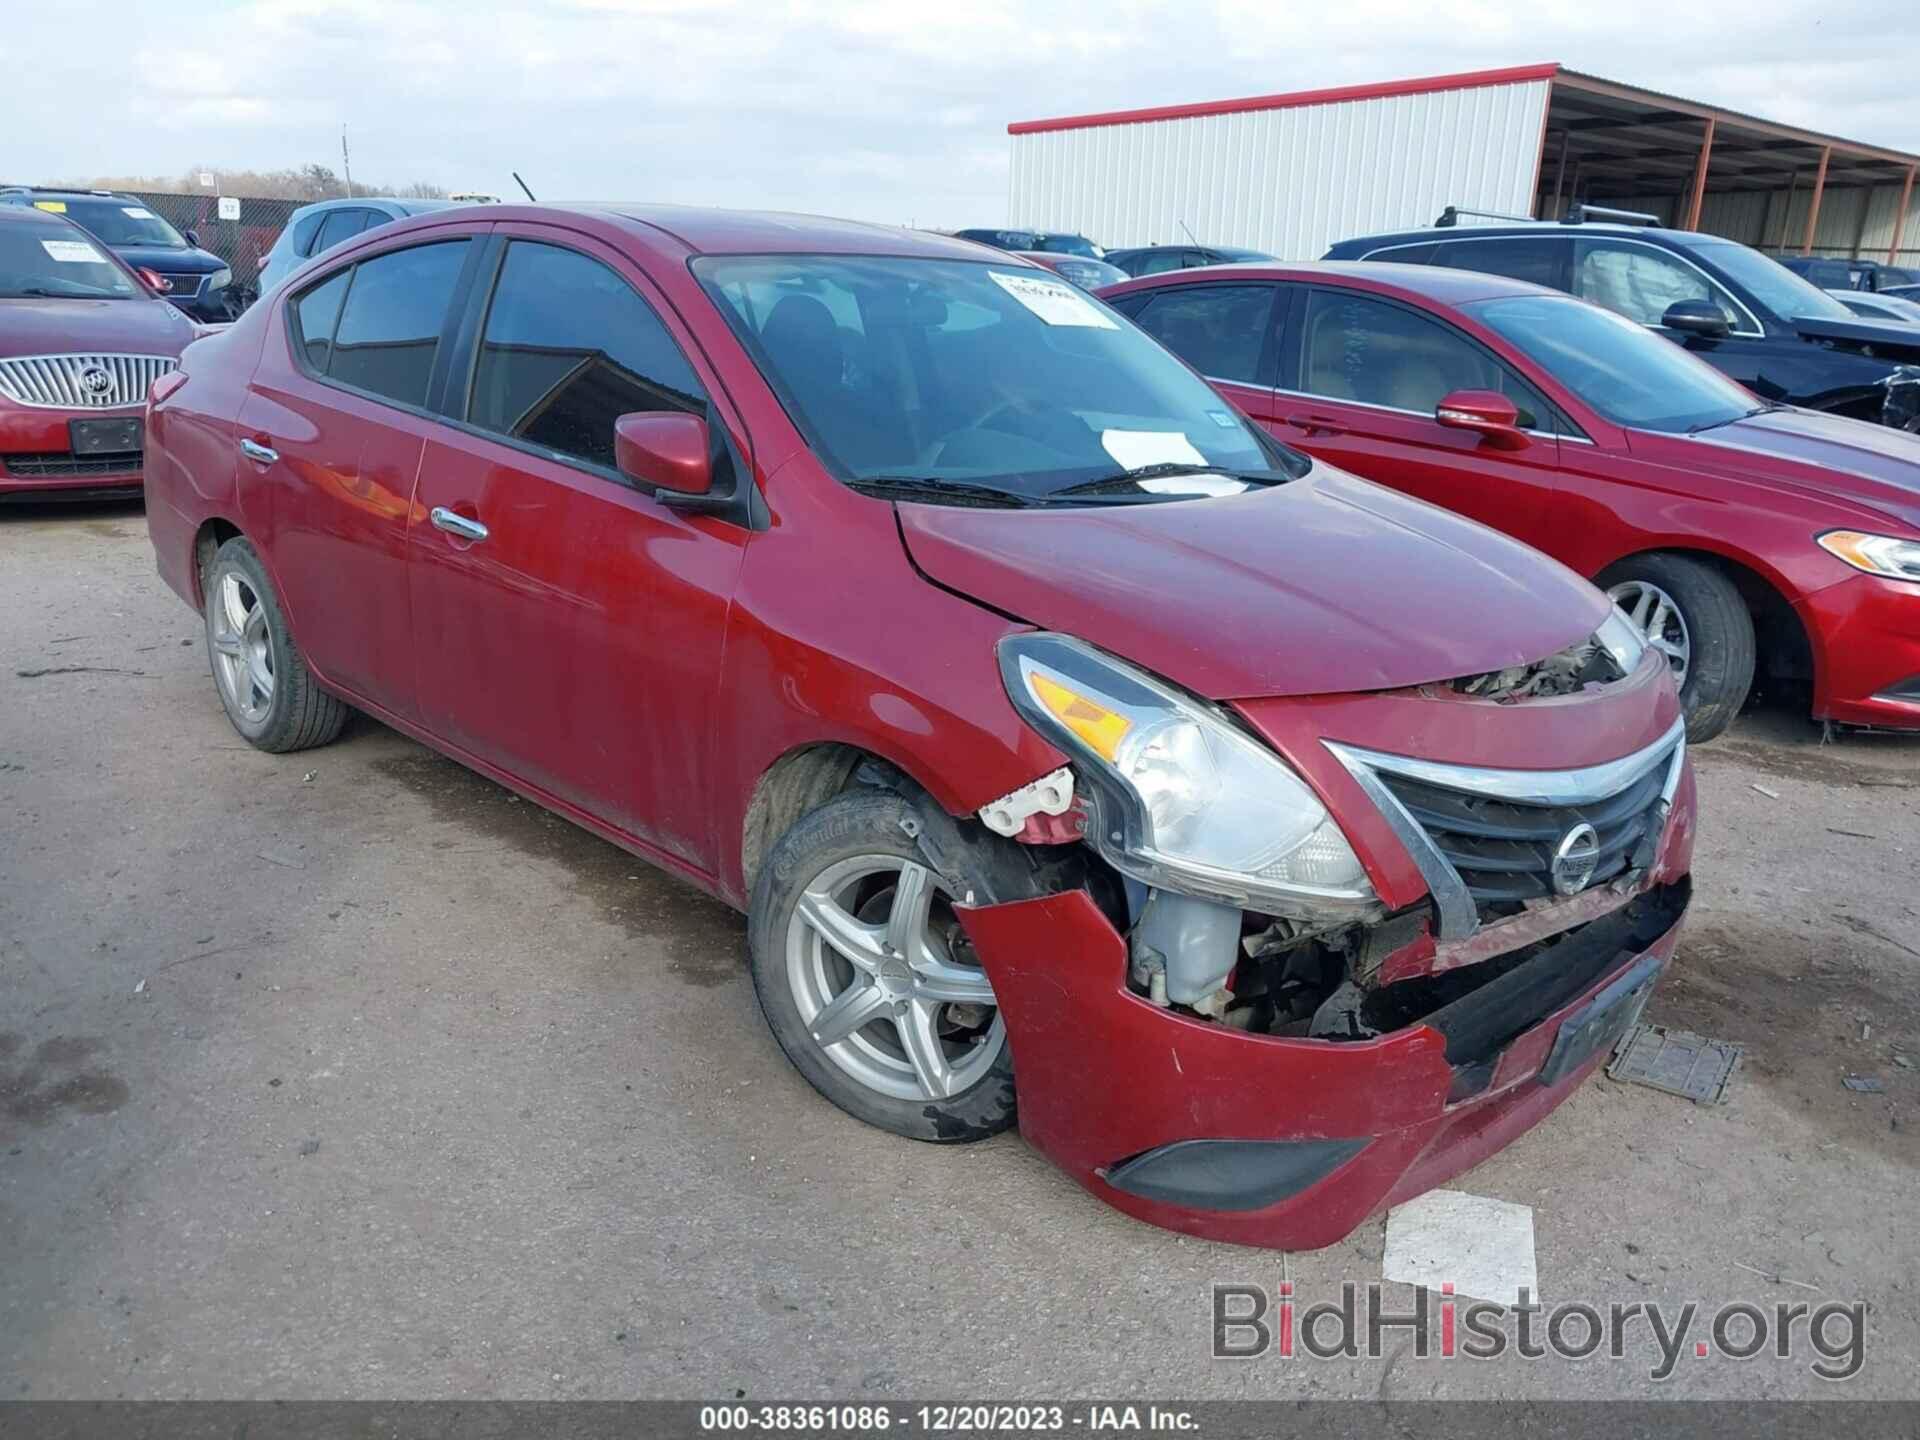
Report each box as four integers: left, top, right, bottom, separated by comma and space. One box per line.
1607, 1023, 1742, 1105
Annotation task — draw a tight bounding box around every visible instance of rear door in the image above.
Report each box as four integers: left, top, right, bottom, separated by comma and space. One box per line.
1268, 285, 1568, 552
406, 226, 751, 869
1566, 237, 1781, 394
1123, 280, 1283, 426
236, 231, 484, 719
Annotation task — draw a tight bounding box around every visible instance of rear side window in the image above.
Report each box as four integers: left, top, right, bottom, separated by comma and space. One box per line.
1132, 284, 1276, 384
1294, 289, 1553, 429
1135, 250, 1186, 276
325, 240, 470, 406
292, 269, 350, 371
313, 208, 370, 256
290, 212, 326, 257
1433, 237, 1567, 290
467, 241, 706, 472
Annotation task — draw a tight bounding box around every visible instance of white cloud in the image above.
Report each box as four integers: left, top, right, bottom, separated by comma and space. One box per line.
0, 0, 1913, 226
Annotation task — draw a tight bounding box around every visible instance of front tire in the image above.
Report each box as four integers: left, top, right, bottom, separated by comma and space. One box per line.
1602, 553, 1754, 744
202, 536, 348, 753
747, 789, 1016, 1143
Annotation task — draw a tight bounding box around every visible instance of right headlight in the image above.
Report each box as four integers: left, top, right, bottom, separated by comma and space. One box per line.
998, 633, 1377, 915
1817, 529, 1920, 583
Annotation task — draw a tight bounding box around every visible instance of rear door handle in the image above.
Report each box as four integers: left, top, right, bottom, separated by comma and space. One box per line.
1284, 413, 1346, 437
430, 506, 489, 543
238, 438, 278, 465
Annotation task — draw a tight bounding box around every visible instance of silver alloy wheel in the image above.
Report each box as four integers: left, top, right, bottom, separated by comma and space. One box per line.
210, 569, 275, 724
1608, 579, 1691, 689
784, 854, 1004, 1103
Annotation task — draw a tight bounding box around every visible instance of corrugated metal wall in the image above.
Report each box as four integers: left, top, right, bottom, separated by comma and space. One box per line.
1607, 183, 1920, 264
1007, 80, 1551, 259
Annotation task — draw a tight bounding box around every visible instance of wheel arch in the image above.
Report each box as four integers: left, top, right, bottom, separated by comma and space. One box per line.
190, 516, 245, 610
1596, 543, 1816, 693
738, 741, 943, 904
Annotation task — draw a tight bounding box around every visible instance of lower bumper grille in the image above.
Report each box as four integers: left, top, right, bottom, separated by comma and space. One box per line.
3, 451, 142, 478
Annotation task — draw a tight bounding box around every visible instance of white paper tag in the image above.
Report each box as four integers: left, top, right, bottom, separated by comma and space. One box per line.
990, 270, 1117, 329
1099, 429, 1208, 470
41, 239, 104, 264
122, 206, 157, 220
1138, 474, 1249, 496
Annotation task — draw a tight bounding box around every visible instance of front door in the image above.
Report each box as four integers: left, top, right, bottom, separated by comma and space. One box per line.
1268, 286, 1566, 554
407, 230, 750, 871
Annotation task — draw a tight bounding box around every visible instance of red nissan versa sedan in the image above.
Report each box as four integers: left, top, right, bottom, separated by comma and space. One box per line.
143, 205, 1694, 1250
1104, 262, 1920, 742
1, 204, 193, 500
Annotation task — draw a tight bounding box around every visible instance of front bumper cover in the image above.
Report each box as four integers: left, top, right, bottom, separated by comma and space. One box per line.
957, 878, 1689, 1250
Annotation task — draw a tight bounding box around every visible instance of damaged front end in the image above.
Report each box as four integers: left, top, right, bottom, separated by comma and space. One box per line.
958, 620, 1694, 1249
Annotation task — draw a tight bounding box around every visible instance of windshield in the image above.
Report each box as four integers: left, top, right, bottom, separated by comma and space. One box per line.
1471, 295, 1762, 434
696, 255, 1297, 499
38, 198, 191, 249
0, 225, 138, 300
1035, 234, 1101, 259
1694, 241, 1854, 322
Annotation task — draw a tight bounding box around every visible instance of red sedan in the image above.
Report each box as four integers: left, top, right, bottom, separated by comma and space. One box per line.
1, 204, 194, 500
1103, 262, 1920, 740
143, 205, 1692, 1249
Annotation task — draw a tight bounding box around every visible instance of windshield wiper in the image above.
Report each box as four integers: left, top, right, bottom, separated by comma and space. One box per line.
1687, 404, 1773, 434
849, 476, 1040, 508
1053, 462, 1294, 496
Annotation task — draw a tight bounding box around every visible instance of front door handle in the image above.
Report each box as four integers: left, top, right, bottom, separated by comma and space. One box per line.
1284, 413, 1346, 437
430, 506, 489, 543
238, 437, 278, 465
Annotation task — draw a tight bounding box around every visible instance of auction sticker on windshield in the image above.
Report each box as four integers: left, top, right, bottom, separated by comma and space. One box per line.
41, 239, 106, 263
990, 270, 1117, 329
122, 207, 157, 220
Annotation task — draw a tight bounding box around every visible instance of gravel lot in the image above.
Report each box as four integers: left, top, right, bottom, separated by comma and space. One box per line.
3, 500, 1917, 1400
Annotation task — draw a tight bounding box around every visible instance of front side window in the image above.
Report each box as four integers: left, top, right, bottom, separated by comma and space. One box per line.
1136, 249, 1185, 276
1294, 290, 1548, 427
697, 254, 1294, 499
320, 240, 470, 406
0, 224, 136, 300
468, 241, 706, 471
1572, 241, 1743, 330
1131, 284, 1276, 384
1471, 294, 1760, 434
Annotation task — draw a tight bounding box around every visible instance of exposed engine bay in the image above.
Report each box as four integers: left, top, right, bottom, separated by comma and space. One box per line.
1450, 635, 1629, 701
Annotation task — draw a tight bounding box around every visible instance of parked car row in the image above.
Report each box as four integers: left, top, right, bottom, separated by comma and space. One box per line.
948, 224, 1276, 287
8, 188, 1913, 1252
1, 187, 237, 322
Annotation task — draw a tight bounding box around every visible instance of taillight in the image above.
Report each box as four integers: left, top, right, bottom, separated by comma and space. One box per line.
150, 370, 190, 406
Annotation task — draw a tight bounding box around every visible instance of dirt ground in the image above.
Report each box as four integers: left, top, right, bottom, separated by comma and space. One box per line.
2, 499, 1916, 1399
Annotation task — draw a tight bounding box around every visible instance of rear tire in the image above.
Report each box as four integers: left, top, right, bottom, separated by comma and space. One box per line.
1602, 553, 1754, 744
202, 537, 348, 753
747, 789, 1017, 1143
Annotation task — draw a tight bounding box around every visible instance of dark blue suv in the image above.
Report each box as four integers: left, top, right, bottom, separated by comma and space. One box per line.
0, 189, 233, 322
1324, 209, 1920, 431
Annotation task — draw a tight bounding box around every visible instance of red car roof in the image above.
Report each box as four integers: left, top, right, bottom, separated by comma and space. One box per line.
1100, 259, 1558, 309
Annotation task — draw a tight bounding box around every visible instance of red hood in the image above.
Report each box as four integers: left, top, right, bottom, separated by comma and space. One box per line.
1634, 407, 1920, 532
0, 295, 194, 358
896, 464, 1609, 700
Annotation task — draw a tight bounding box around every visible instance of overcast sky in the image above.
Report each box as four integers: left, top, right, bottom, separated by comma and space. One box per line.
5, 0, 1916, 225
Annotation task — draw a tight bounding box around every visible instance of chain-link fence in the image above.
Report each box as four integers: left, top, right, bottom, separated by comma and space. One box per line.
125, 192, 303, 298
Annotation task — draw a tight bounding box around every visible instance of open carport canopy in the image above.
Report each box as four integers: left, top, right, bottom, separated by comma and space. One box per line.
1538, 68, 1919, 261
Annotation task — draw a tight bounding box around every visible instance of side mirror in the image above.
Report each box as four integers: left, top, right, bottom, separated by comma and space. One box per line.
614, 412, 711, 495
184, 228, 200, 248
1662, 299, 1731, 338
1435, 389, 1530, 451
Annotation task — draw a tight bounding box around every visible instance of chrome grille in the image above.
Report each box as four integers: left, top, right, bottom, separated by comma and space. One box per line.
157, 273, 204, 297
1326, 721, 1686, 941
0, 354, 178, 410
